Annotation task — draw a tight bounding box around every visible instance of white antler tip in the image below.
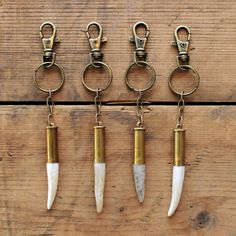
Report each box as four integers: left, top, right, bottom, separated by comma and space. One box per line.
94, 163, 106, 214
47, 163, 59, 210
133, 164, 145, 203
167, 166, 185, 217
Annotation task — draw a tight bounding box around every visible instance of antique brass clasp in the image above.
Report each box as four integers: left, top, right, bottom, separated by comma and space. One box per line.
171, 25, 191, 66
129, 22, 150, 64
168, 25, 199, 96
85, 22, 107, 64
35, 22, 65, 93
39, 22, 60, 66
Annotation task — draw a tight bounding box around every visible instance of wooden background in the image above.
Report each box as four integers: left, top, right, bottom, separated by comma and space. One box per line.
1, 0, 236, 235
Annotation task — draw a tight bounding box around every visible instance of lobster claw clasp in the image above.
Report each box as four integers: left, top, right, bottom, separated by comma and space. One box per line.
129, 22, 150, 51
39, 22, 60, 51
171, 25, 191, 57
85, 22, 107, 52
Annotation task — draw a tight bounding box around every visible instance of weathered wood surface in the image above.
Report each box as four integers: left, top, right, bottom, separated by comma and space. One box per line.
0, 105, 235, 235
0, 0, 236, 102
1, 0, 236, 235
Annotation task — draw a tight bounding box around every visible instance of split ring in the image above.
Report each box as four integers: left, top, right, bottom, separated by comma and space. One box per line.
168, 65, 200, 96
82, 61, 113, 92
34, 62, 65, 93
125, 61, 156, 92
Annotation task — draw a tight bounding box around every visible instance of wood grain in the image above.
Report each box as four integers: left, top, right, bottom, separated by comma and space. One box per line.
1, 0, 236, 235
0, 0, 236, 102
0, 105, 235, 235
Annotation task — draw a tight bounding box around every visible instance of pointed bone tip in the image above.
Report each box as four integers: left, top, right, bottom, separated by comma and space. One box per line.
167, 208, 175, 217
137, 195, 144, 203
47, 163, 59, 211
96, 201, 103, 213
47, 197, 55, 210
167, 166, 185, 217
138, 199, 144, 204
47, 201, 53, 210
47, 196, 54, 210
94, 163, 105, 214
133, 164, 145, 204
96, 207, 103, 214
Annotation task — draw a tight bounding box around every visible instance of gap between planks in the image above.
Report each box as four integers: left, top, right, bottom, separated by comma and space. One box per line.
0, 101, 236, 106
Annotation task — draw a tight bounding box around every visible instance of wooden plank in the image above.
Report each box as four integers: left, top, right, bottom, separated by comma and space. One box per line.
0, 105, 235, 235
0, 0, 236, 102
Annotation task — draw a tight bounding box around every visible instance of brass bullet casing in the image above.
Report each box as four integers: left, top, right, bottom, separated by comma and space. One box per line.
47, 126, 59, 163
134, 127, 145, 165
174, 128, 185, 166
94, 126, 105, 163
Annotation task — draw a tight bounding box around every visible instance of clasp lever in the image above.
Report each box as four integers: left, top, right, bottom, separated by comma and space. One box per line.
171, 26, 191, 65
39, 22, 60, 65
85, 22, 107, 63
129, 22, 150, 64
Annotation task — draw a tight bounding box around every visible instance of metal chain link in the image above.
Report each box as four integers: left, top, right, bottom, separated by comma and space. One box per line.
94, 89, 102, 126
136, 90, 144, 127
46, 89, 55, 126
176, 92, 185, 128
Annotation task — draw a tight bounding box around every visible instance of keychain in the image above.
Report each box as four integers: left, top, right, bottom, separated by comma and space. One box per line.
125, 22, 156, 203
168, 26, 200, 216
82, 22, 113, 213
34, 22, 65, 210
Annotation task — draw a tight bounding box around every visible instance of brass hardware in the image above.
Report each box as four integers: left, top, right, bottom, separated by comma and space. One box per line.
136, 90, 144, 127
124, 22, 155, 180
82, 22, 113, 126
125, 22, 156, 93
82, 62, 112, 93
34, 63, 65, 93
34, 22, 65, 126
34, 22, 65, 124
125, 22, 156, 126
171, 25, 191, 66
46, 89, 55, 126
134, 127, 145, 165
174, 128, 185, 166
47, 126, 58, 163
34, 22, 65, 94
39, 22, 60, 66
125, 62, 156, 93
176, 92, 185, 128
168, 25, 200, 97
82, 22, 113, 93
168, 26, 200, 128
168, 26, 199, 167
129, 22, 150, 64
34, 22, 64, 159
94, 90, 102, 126
94, 126, 105, 163
85, 22, 107, 64
169, 65, 200, 96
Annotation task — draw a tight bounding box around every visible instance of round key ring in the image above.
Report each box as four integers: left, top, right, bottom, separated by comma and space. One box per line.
125, 61, 156, 92
82, 61, 113, 92
168, 64, 200, 96
34, 62, 65, 93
